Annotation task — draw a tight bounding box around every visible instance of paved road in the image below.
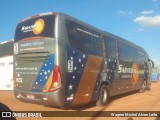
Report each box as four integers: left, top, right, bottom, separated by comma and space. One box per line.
0, 82, 160, 120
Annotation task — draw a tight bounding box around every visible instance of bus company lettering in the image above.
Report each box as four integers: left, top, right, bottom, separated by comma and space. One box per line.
118, 64, 136, 74
22, 24, 38, 32
76, 28, 99, 38
21, 19, 45, 35
20, 41, 44, 47
16, 67, 37, 71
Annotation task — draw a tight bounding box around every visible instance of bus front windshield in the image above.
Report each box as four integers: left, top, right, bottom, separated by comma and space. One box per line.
14, 15, 55, 42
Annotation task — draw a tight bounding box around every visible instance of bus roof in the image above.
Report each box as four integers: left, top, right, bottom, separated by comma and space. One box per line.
19, 12, 57, 23
59, 12, 147, 53
19, 12, 147, 54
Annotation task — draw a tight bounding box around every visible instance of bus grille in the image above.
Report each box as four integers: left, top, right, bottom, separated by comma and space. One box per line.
16, 52, 50, 62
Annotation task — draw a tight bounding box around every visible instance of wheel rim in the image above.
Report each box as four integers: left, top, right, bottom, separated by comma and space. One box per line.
100, 88, 107, 103
142, 82, 146, 91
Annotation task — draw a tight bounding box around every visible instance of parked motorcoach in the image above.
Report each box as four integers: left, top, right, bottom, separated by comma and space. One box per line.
13, 12, 154, 108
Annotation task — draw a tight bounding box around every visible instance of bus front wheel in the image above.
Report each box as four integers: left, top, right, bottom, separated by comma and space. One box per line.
96, 85, 109, 106
139, 81, 146, 93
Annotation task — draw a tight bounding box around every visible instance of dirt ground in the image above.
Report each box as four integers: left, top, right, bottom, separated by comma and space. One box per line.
0, 82, 160, 120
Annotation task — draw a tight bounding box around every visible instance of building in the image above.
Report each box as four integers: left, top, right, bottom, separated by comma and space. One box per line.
152, 67, 160, 82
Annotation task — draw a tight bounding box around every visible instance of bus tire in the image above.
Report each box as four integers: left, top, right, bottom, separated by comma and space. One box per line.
146, 82, 151, 91
96, 85, 109, 106
139, 80, 146, 93
146, 87, 151, 91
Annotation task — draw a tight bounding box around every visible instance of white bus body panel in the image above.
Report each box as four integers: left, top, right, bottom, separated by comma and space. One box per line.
0, 56, 13, 90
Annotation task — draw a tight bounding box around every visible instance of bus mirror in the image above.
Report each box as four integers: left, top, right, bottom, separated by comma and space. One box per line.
148, 59, 154, 68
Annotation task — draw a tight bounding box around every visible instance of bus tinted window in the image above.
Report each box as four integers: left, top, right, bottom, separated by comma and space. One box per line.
66, 20, 102, 56
118, 41, 146, 62
138, 50, 146, 62
104, 36, 117, 59
15, 15, 55, 42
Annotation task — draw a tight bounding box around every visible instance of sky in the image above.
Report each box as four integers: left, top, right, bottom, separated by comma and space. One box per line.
0, 0, 160, 67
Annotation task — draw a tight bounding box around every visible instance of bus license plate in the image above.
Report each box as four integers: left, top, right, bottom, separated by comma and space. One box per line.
26, 94, 35, 100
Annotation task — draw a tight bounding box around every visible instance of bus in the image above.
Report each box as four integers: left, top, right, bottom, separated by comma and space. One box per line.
13, 12, 154, 108
0, 40, 13, 90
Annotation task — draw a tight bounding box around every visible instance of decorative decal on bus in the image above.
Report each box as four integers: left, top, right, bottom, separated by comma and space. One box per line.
33, 19, 45, 35
66, 46, 103, 105
66, 46, 87, 102
118, 62, 139, 85
32, 54, 54, 92
118, 64, 137, 74
132, 63, 139, 85
21, 19, 45, 35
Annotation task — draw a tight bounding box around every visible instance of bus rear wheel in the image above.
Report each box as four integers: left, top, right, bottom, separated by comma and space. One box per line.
96, 85, 109, 106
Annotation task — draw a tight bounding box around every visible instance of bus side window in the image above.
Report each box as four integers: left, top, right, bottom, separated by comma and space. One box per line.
104, 36, 117, 59
92, 37, 102, 56
66, 20, 81, 51
66, 20, 102, 56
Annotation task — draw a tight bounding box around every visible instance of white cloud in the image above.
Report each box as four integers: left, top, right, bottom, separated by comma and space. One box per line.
117, 10, 133, 16
133, 15, 160, 27
152, 0, 158, 2
140, 10, 154, 15
152, 0, 160, 6
128, 10, 133, 15
117, 10, 126, 15
138, 28, 144, 31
